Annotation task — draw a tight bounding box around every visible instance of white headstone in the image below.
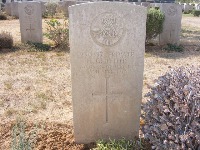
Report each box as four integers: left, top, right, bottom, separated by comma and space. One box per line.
141, 2, 150, 8
133, 2, 141, 5
69, 2, 147, 143
5, 3, 11, 15
0, 0, 2, 11
159, 4, 182, 45
195, 3, 200, 10
19, 2, 43, 43
184, 4, 193, 12
59, 1, 76, 17
11, 2, 19, 17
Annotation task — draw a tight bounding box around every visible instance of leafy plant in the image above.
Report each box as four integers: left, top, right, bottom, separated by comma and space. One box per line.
11, 119, 38, 150
0, 12, 7, 20
142, 66, 200, 150
94, 138, 149, 150
27, 41, 51, 52
44, 19, 69, 49
163, 43, 184, 52
192, 10, 200, 17
146, 8, 165, 43
0, 31, 13, 49
44, 2, 58, 18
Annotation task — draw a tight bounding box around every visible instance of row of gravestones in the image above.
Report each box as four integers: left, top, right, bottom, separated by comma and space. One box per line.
6, 1, 182, 46
7, 1, 183, 143
180, 3, 200, 12
5, 1, 46, 17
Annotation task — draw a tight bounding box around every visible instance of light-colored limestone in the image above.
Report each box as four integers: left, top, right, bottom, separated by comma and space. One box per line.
195, 3, 200, 10
69, 2, 146, 143
5, 3, 11, 15
59, 1, 76, 16
40, 2, 46, 15
159, 3, 182, 45
19, 2, 42, 43
11, 2, 19, 17
133, 2, 141, 5
0, 0, 2, 11
141, 2, 150, 8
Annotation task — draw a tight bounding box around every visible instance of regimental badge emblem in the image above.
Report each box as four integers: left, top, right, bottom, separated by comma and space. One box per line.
90, 12, 125, 47
24, 4, 34, 15
167, 5, 177, 16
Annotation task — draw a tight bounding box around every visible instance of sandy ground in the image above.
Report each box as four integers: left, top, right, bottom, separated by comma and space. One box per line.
181, 16, 200, 28
0, 16, 200, 149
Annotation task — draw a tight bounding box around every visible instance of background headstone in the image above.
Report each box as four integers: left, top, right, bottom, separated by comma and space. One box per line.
69, 2, 146, 143
5, 3, 11, 15
0, 0, 2, 11
11, 1, 19, 17
19, 2, 43, 43
159, 3, 182, 45
184, 4, 190, 13
133, 2, 141, 5
60, 1, 76, 17
141, 2, 150, 8
40, 1, 46, 15
76, 1, 89, 4
195, 3, 200, 10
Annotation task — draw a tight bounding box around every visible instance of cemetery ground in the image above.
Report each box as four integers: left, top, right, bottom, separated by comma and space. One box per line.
0, 15, 200, 149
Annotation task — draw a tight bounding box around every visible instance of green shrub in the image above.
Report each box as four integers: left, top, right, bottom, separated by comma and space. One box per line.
146, 8, 165, 43
0, 31, 13, 49
192, 10, 200, 17
0, 12, 7, 20
44, 2, 58, 18
163, 43, 184, 52
44, 19, 69, 49
11, 119, 38, 150
184, 9, 193, 14
27, 41, 51, 52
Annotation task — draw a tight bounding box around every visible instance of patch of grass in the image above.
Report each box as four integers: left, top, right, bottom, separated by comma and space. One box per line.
27, 42, 51, 52
36, 93, 49, 101
182, 13, 194, 17
145, 53, 153, 58
94, 138, 150, 150
29, 100, 47, 112
0, 99, 4, 107
4, 81, 13, 90
35, 53, 46, 61
5, 108, 18, 116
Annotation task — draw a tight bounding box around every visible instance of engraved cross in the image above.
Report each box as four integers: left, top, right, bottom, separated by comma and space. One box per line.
92, 70, 122, 123
26, 24, 35, 40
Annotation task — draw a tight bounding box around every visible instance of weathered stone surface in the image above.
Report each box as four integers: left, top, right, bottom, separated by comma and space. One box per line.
69, 2, 146, 143
19, 2, 42, 43
0, 0, 2, 11
11, 2, 19, 17
133, 2, 141, 5
159, 4, 182, 45
150, 3, 161, 8
59, 1, 76, 17
141, 2, 150, 8
76, 1, 89, 4
5, 3, 11, 15
40, 2, 46, 15
195, 3, 200, 10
